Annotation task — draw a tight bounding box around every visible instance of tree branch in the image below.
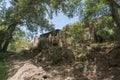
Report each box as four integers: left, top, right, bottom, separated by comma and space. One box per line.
108, 0, 120, 8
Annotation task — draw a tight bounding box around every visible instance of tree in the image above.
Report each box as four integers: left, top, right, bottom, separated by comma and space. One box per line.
64, 0, 120, 41
55, 0, 120, 28
107, 0, 120, 28
0, 0, 55, 51
0, 0, 119, 51
0, 0, 84, 51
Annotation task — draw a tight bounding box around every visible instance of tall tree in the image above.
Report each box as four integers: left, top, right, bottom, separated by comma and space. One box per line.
0, 0, 54, 51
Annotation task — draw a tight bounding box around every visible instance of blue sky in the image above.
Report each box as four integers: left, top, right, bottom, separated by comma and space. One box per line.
50, 13, 79, 29
5, 1, 79, 30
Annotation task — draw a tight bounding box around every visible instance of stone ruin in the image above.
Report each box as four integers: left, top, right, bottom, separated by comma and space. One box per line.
32, 29, 66, 52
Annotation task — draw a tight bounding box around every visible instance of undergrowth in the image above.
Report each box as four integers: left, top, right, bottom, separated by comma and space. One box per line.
0, 52, 10, 80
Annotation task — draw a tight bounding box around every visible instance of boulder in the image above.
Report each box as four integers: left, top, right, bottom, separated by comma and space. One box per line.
8, 63, 47, 80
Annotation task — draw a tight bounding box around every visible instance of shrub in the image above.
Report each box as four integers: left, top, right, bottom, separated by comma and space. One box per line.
0, 61, 9, 80
34, 46, 75, 65
0, 52, 9, 80
8, 37, 32, 53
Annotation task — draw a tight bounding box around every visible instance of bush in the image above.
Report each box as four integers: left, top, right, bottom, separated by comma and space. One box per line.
34, 46, 75, 65
0, 61, 9, 80
0, 52, 8, 61
8, 37, 32, 53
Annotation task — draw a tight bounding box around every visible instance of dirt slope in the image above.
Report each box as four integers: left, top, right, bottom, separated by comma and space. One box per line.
7, 43, 120, 80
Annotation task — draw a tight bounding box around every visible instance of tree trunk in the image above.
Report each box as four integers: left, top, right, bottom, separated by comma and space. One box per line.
108, 0, 120, 28
0, 39, 3, 50
2, 36, 12, 51
0, 31, 5, 50
1, 23, 17, 51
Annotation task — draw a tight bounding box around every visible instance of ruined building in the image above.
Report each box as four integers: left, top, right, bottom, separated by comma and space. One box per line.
32, 29, 66, 51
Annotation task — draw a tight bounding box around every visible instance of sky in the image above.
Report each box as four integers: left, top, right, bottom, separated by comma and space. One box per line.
50, 13, 79, 29
5, 0, 79, 30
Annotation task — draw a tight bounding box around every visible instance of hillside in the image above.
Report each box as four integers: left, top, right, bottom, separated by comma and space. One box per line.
6, 42, 120, 80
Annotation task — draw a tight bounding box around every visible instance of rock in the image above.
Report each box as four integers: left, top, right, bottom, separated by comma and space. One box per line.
8, 63, 47, 80
107, 46, 120, 67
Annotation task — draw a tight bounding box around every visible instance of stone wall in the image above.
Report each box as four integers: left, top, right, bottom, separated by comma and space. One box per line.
32, 29, 65, 51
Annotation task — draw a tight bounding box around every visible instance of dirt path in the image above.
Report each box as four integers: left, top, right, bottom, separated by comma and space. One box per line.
8, 53, 32, 78
7, 52, 89, 80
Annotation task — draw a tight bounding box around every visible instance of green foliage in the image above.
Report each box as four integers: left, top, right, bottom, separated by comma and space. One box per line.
93, 16, 116, 42
0, 25, 6, 41
0, 61, 9, 80
10, 0, 55, 32
35, 46, 75, 65
72, 0, 109, 22
0, 52, 8, 60
62, 22, 90, 61
0, 0, 119, 52
0, 0, 58, 51
63, 22, 86, 45
113, 29, 120, 43
0, 52, 10, 80
8, 36, 32, 53
0, 25, 6, 35
13, 27, 26, 37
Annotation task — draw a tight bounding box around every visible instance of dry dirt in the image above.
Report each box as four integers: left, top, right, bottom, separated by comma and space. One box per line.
7, 43, 120, 80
